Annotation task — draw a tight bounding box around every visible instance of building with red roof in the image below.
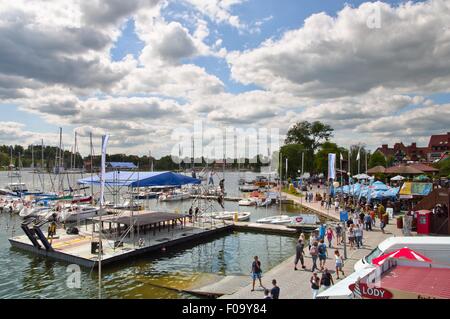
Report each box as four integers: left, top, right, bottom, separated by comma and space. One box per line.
375, 132, 450, 164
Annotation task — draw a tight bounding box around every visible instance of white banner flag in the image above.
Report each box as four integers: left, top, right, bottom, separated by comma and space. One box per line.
328, 153, 336, 180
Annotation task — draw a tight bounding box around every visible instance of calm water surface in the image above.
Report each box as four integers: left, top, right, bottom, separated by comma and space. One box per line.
0, 170, 315, 299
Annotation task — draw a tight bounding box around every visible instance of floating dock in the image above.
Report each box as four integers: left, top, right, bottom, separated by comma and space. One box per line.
190, 195, 242, 201
232, 221, 298, 235
9, 210, 303, 268
9, 211, 233, 268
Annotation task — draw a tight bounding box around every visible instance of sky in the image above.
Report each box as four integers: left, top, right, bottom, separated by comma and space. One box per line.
0, 0, 449, 159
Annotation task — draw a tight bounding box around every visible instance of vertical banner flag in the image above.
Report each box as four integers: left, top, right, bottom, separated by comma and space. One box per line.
100, 134, 109, 207
328, 153, 336, 180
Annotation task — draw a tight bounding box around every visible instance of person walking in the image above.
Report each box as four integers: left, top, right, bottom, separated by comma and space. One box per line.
334, 250, 345, 279
270, 279, 280, 299
354, 224, 362, 249
370, 209, 376, 227
309, 241, 319, 272
319, 224, 326, 240
364, 213, 372, 231
348, 225, 355, 250
335, 223, 342, 245
318, 239, 328, 271
310, 272, 320, 299
251, 256, 265, 291
294, 239, 306, 270
326, 227, 334, 248
320, 268, 334, 290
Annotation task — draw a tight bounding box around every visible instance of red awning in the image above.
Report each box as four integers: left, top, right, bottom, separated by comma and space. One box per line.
372, 247, 432, 266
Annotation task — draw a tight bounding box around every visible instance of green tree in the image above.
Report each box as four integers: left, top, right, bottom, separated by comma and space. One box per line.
386, 155, 395, 167
437, 158, 450, 177
368, 151, 386, 168
280, 144, 308, 178
285, 121, 334, 152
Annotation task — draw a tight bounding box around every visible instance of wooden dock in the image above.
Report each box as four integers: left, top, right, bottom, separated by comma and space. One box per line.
232, 221, 298, 235
9, 217, 233, 268
190, 195, 242, 201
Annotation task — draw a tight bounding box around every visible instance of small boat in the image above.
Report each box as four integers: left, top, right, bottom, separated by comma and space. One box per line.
287, 214, 321, 231
3, 198, 24, 213
71, 195, 92, 203
58, 205, 102, 223
256, 215, 293, 224
133, 191, 159, 199
159, 191, 191, 201
238, 198, 259, 206
290, 214, 321, 225
19, 203, 51, 218
239, 185, 259, 192
202, 211, 251, 221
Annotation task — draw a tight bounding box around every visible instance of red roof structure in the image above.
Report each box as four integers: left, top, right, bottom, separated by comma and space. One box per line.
409, 163, 439, 173
380, 266, 450, 299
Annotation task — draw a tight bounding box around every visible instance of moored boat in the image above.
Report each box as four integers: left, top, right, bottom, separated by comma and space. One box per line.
256, 215, 293, 224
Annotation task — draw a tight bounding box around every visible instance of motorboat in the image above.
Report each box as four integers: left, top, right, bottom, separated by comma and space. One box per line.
239, 185, 259, 192
3, 198, 24, 213
290, 214, 321, 225
1, 183, 28, 196
256, 215, 293, 224
58, 205, 102, 223
238, 197, 259, 206
159, 190, 191, 201
288, 214, 321, 231
132, 191, 159, 199
19, 202, 51, 218
202, 211, 251, 221
71, 195, 93, 204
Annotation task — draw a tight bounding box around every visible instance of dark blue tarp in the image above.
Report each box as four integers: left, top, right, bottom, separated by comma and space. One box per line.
77, 171, 201, 187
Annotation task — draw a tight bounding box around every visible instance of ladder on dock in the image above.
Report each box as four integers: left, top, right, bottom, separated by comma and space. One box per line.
20, 219, 53, 251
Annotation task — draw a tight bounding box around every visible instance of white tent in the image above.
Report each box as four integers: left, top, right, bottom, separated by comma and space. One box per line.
391, 175, 405, 181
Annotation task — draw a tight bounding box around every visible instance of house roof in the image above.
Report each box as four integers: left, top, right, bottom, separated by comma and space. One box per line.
428, 133, 449, 148
367, 165, 386, 174
385, 165, 424, 175
409, 163, 439, 173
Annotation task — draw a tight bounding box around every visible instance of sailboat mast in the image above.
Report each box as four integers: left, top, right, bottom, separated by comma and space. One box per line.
90, 132, 94, 205
32, 144, 35, 191
41, 139, 45, 192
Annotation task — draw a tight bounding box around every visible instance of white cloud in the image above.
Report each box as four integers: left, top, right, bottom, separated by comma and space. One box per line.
227, 0, 450, 98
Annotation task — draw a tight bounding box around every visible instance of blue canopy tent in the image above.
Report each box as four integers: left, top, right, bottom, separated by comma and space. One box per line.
78, 171, 201, 187
371, 181, 389, 191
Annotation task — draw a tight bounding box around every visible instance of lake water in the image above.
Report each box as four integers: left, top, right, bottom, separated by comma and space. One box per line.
0, 170, 317, 299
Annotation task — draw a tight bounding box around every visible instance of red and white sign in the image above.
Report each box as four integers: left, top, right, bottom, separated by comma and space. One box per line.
349, 283, 393, 299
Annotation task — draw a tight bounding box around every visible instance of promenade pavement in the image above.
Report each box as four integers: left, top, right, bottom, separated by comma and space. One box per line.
221, 190, 404, 299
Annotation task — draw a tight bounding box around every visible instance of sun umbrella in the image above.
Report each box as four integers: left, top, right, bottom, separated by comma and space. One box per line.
372, 247, 432, 266
371, 181, 389, 191
390, 175, 405, 181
